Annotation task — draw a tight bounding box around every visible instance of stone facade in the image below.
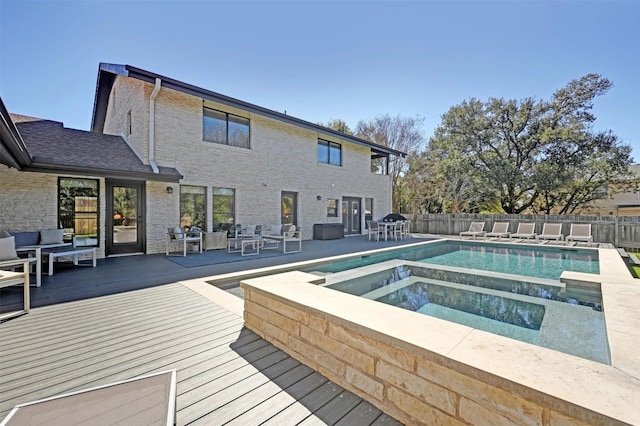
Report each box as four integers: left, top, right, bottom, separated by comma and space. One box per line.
241, 270, 639, 426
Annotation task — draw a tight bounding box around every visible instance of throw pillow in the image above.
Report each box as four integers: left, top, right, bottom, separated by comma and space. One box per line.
174, 226, 184, 239
0, 229, 11, 238
270, 224, 282, 235
245, 224, 256, 235
283, 225, 296, 237
40, 229, 64, 245
0, 236, 18, 261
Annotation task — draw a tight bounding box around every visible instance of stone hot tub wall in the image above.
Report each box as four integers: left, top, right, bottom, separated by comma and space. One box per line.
241, 271, 640, 426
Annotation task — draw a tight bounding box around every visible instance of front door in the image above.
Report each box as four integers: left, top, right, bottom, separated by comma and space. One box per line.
342, 197, 361, 235
106, 179, 146, 255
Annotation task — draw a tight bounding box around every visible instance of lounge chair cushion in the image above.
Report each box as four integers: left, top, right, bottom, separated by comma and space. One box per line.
0, 236, 18, 261
39, 229, 64, 245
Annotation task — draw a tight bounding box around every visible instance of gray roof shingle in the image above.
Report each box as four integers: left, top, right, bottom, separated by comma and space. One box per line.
10, 114, 181, 181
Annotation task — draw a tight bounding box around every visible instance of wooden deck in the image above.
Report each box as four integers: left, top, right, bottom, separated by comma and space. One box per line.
0, 282, 402, 425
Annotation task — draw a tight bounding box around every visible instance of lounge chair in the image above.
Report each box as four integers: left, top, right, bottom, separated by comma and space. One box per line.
261, 225, 302, 253
536, 223, 564, 241
566, 224, 593, 244
510, 223, 537, 239
166, 226, 202, 256
460, 222, 485, 239
485, 222, 510, 239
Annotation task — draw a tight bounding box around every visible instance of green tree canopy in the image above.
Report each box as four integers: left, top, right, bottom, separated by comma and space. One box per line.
415, 74, 634, 214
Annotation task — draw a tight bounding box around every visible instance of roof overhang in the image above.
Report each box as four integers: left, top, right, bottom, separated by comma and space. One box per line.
0, 97, 32, 169
92, 63, 406, 158
21, 160, 182, 182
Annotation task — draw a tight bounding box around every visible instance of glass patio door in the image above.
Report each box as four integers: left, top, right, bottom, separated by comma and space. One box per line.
106, 179, 145, 255
342, 197, 361, 235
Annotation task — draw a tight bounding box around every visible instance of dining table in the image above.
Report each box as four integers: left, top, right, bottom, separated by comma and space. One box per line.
378, 221, 397, 241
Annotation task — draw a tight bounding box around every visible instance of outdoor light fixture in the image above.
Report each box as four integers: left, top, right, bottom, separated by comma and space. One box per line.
166, 186, 173, 194
317, 195, 322, 201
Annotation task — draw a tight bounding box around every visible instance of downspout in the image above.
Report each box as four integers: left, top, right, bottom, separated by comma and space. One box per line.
148, 78, 161, 173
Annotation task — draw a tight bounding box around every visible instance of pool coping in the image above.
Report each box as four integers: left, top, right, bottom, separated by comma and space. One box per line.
182, 238, 640, 424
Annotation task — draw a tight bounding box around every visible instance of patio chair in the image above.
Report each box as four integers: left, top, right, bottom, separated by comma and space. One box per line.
485, 222, 511, 239
166, 226, 202, 257
536, 223, 564, 241
367, 221, 385, 241
0, 258, 31, 321
460, 222, 486, 240
388, 221, 403, 240
510, 223, 537, 239
401, 220, 411, 239
566, 224, 593, 244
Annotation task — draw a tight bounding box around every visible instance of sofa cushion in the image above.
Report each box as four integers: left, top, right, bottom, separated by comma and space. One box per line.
11, 231, 40, 247
40, 229, 65, 245
0, 236, 18, 261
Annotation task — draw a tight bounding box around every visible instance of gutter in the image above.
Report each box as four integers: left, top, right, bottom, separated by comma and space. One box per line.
149, 78, 161, 173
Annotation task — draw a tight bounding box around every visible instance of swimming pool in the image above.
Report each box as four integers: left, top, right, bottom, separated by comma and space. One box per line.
306, 240, 599, 280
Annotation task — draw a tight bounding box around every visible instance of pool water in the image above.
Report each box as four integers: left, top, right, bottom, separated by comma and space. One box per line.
325, 265, 608, 363
377, 281, 546, 330
308, 240, 599, 281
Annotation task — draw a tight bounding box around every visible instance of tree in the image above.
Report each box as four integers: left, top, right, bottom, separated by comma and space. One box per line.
355, 114, 426, 212
423, 74, 634, 214
320, 118, 353, 135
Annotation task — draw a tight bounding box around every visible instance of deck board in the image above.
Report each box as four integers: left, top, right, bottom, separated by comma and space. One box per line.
0, 283, 402, 425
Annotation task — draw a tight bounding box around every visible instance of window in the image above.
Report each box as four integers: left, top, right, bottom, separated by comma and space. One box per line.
203, 107, 250, 148
281, 191, 298, 226
180, 185, 206, 230
327, 199, 338, 217
318, 139, 342, 166
365, 198, 373, 228
371, 156, 387, 175
212, 187, 235, 231
58, 178, 99, 247
127, 110, 132, 135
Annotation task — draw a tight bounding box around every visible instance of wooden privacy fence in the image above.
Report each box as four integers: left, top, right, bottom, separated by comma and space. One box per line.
405, 214, 640, 249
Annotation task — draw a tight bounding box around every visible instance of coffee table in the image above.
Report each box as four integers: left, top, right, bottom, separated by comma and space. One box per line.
227, 236, 261, 256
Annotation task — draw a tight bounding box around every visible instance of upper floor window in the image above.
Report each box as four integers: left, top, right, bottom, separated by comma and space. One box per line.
203, 107, 250, 149
318, 139, 342, 166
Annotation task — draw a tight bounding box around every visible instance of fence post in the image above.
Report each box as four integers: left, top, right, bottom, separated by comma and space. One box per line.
614, 216, 619, 247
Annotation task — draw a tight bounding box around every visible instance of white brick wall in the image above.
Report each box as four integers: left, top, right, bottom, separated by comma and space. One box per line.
1, 75, 393, 257
0, 167, 107, 258
104, 78, 393, 247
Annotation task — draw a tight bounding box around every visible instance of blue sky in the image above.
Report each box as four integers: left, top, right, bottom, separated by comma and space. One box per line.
1, 0, 638, 161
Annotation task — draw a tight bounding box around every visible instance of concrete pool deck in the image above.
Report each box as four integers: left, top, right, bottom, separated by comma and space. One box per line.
186, 238, 640, 424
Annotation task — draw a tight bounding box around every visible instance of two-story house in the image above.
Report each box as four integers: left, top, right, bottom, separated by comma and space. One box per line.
0, 63, 404, 257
